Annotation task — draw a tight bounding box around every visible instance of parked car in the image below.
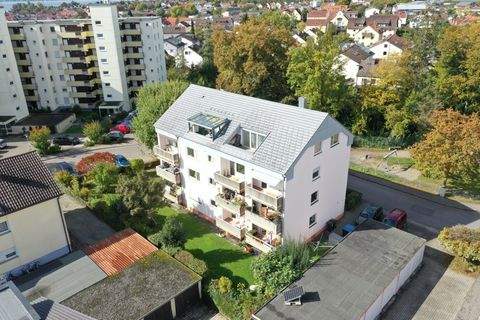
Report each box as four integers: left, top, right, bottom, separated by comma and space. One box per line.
356, 205, 384, 224
52, 135, 81, 146
104, 131, 124, 142
111, 123, 130, 134
0, 139, 7, 149
383, 209, 407, 229
115, 154, 130, 168
47, 161, 76, 175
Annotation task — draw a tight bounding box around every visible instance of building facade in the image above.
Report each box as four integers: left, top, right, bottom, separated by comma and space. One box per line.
154, 85, 353, 253
0, 4, 166, 120
0, 152, 71, 277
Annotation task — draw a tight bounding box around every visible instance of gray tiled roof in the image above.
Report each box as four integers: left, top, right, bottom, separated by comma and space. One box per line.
0, 151, 62, 217
32, 298, 96, 320
154, 85, 351, 174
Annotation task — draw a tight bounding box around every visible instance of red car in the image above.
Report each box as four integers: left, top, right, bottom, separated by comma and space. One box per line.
111, 123, 130, 134
383, 208, 407, 229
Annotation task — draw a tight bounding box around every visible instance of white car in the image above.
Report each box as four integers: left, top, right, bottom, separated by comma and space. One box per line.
0, 139, 6, 149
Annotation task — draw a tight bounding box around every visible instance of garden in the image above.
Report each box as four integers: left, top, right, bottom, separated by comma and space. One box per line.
55, 151, 328, 319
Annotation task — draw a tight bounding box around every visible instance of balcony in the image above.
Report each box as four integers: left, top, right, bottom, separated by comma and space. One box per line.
124, 52, 144, 59
122, 41, 142, 47
245, 232, 278, 253
60, 31, 81, 38
153, 145, 179, 164
21, 83, 37, 90
16, 58, 31, 65
10, 33, 25, 41
127, 74, 146, 81
19, 71, 34, 78
66, 80, 89, 86
156, 165, 181, 185
60, 44, 82, 51
65, 69, 88, 75
125, 64, 145, 70
245, 209, 281, 235
13, 46, 28, 53
85, 55, 97, 64
87, 66, 99, 74
215, 217, 245, 240
164, 186, 183, 205
83, 43, 96, 51
63, 56, 84, 63
81, 30, 94, 38
214, 172, 244, 193
122, 28, 141, 36
245, 184, 283, 211
25, 94, 38, 102
215, 194, 245, 216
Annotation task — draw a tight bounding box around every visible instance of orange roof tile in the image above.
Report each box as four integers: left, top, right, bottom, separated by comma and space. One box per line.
83, 228, 157, 276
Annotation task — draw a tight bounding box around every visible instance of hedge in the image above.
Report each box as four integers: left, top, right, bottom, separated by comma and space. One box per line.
345, 189, 363, 211
174, 250, 208, 277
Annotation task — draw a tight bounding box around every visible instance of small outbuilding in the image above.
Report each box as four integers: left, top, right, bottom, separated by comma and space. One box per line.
254, 219, 426, 320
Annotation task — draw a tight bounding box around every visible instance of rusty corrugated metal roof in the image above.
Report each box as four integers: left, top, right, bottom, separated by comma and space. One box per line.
83, 229, 157, 276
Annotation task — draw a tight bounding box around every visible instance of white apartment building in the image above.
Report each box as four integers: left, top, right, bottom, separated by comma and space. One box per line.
0, 4, 166, 124
154, 85, 353, 252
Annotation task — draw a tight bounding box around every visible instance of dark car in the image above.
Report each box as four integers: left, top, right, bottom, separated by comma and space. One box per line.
104, 131, 124, 142
48, 161, 76, 175
383, 209, 407, 229
115, 154, 130, 168
356, 205, 384, 224
52, 135, 80, 146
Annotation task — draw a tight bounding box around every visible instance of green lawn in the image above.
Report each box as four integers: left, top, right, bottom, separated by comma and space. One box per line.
153, 206, 255, 285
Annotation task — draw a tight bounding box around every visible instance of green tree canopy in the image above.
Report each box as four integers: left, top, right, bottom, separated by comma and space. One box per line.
287, 30, 355, 123
212, 16, 294, 102
133, 80, 189, 148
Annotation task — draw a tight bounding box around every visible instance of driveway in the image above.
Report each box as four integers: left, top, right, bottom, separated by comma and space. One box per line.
348, 171, 480, 320
60, 195, 115, 249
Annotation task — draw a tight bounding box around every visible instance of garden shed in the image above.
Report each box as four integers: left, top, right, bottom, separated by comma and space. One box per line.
254, 219, 426, 320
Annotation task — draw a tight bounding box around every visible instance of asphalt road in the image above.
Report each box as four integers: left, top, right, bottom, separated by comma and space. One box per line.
348, 171, 480, 240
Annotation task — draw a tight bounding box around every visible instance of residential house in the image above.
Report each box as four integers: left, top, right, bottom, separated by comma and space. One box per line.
164, 35, 203, 68
0, 151, 71, 277
153, 85, 353, 252
365, 7, 380, 18
393, 1, 428, 15
339, 44, 374, 84
356, 62, 378, 86
347, 15, 399, 46
369, 34, 407, 60
306, 4, 349, 32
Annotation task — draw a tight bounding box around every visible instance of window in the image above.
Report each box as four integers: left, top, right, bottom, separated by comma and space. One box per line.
6, 68, 9, 72
207, 155, 212, 162
309, 214, 316, 228
101, 58, 107, 63
105, 82, 110, 86
330, 133, 339, 147
2, 54, 5, 58
59, 75, 65, 81
99, 46, 106, 51
52, 39, 58, 46
0, 247, 17, 264
0, 221, 9, 235
314, 141, 322, 155
97, 33, 104, 38
236, 163, 245, 174
209, 177, 215, 185
103, 71, 109, 75
50, 26, 55, 32
189, 169, 200, 181
310, 191, 318, 205
95, 20, 101, 25
312, 168, 320, 181
241, 129, 266, 150
187, 147, 195, 157
107, 94, 112, 98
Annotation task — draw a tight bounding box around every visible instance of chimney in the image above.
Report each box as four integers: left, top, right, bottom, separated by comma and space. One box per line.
298, 96, 307, 109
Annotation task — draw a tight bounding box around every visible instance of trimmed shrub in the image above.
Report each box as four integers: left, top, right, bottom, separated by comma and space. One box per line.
217, 276, 232, 294
157, 216, 186, 248
345, 189, 363, 211
174, 250, 207, 276
130, 158, 145, 173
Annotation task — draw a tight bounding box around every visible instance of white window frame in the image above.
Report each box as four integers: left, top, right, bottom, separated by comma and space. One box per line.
241, 129, 266, 150
312, 167, 320, 181
0, 221, 9, 235
314, 141, 322, 155
310, 191, 318, 205
330, 133, 339, 148
309, 214, 317, 228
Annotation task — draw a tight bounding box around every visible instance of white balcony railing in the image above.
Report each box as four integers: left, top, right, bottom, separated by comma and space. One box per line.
156, 165, 181, 185
153, 145, 179, 164
214, 172, 244, 193
245, 232, 274, 253
215, 218, 245, 240
245, 184, 283, 211
215, 195, 245, 215
245, 210, 281, 235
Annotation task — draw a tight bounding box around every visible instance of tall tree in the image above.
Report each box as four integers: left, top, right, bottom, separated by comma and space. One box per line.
133, 80, 189, 148
212, 16, 293, 101
411, 109, 480, 186
436, 22, 480, 114
287, 30, 355, 122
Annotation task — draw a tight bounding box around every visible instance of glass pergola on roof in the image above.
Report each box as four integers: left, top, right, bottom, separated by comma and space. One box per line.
187, 112, 227, 130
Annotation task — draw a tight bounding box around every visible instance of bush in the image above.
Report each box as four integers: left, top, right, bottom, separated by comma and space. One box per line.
130, 158, 145, 173
29, 127, 52, 155
84, 140, 95, 147
76, 152, 116, 175
353, 136, 412, 149
85, 163, 119, 195
157, 216, 186, 248
438, 226, 480, 273
88, 194, 123, 229
54, 171, 75, 188
174, 250, 208, 276
345, 189, 363, 211
217, 276, 232, 294
83, 121, 104, 145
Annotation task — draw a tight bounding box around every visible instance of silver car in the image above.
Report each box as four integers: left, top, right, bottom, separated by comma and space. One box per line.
0, 139, 6, 149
